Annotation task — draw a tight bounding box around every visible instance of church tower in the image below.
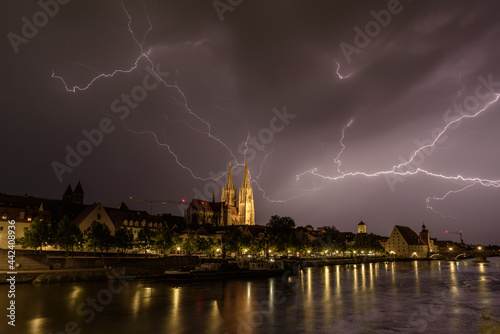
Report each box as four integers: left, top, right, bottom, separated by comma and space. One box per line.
221, 162, 237, 207
420, 222, 430, 245
357, 221, 366, 234
238, 161, 255, 225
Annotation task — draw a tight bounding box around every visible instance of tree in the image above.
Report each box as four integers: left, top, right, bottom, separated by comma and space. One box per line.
196, 236, 216, 254
114, 227, 134, 256
84, 221, 113, 258
316, 226, 345, 252
353, 233, 385, 253
182, 230, 198, 254
136, 225, 155, 255
266, 215, 296, 253
55, 216, 82, 258
152, 225, 174, 254
18, 217, 50, 253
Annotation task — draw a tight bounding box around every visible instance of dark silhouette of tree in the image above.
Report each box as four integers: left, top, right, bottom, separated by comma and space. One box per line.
196, 236, 215, 254
137, 225, 155, 256
153, 225, 175, 254
17, 217, 50, 253
55, 216, 82, 258
353, 233, 385, 253
84, 221, 113, 258
316, 226, 345, 252
182, 230, 198, 254
266, 215, 296, 252
114, 227, 134, 257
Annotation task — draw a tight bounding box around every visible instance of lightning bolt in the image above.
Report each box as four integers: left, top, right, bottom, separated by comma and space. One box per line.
256, 144, 276, 180
425, 182, 477, 219
53, 1, 248, 188
394, 93, 500, 173
334, 119, 353, 174
51, 1, 153, 92
335, 60, 353, 80
296, 87, 500, 215
252, 179, 321, 203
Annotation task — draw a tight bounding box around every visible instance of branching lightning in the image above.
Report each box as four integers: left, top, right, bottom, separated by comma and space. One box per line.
426, 182, 477, 218
297, 82, 500, 216
52, 3, 500, 214
334, 119, 353, 174
53, 1, 246, 187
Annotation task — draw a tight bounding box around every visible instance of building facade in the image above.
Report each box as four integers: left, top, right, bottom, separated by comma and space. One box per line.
385, 224, 438, 257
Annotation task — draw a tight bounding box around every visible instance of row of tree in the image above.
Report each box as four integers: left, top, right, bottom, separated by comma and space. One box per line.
18, 215, 385, 257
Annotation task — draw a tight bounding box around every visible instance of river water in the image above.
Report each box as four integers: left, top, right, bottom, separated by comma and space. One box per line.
2, 258, 500, 334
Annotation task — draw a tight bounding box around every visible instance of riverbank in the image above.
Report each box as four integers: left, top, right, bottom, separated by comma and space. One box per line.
0, 256, 424, 284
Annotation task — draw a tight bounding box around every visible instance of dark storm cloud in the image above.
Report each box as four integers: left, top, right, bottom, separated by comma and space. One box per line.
2, 0, 500, 244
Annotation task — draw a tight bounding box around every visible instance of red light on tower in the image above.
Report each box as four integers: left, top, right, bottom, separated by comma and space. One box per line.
129, 196, 133, 200
445, 231, 448, 233
182, 199, 185, 203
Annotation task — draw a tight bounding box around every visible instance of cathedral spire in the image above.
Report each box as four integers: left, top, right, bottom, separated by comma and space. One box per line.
227, 162, 234, 187
242, 160, 250, 186
221, 161, 237, 207
238, 160, 255, 225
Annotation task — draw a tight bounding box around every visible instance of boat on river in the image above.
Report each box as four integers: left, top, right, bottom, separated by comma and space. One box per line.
160, 260, 287, 281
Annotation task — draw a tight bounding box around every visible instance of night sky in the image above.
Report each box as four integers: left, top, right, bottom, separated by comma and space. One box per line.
2, 0, 500, 245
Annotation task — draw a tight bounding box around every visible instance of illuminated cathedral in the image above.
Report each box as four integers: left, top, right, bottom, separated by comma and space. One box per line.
187, 161, 255, 226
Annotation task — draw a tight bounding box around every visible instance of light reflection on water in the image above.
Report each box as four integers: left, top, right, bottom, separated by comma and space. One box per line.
1, 258, 499, 334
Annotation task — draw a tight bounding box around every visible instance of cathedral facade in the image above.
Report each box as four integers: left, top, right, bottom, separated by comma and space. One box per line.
187, 161, 255, 226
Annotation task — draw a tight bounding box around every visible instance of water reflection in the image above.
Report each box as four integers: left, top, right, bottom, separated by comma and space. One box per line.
1, 260, 499, 334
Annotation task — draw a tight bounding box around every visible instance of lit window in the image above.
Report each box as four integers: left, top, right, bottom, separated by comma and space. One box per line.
27, 217, 32, 222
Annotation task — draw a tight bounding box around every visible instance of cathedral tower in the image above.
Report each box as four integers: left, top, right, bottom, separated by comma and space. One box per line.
238, 161, 255, 225
221, 162, 237, 207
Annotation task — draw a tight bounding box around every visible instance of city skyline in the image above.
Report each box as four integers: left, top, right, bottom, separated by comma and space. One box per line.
2, 1, 500, 245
